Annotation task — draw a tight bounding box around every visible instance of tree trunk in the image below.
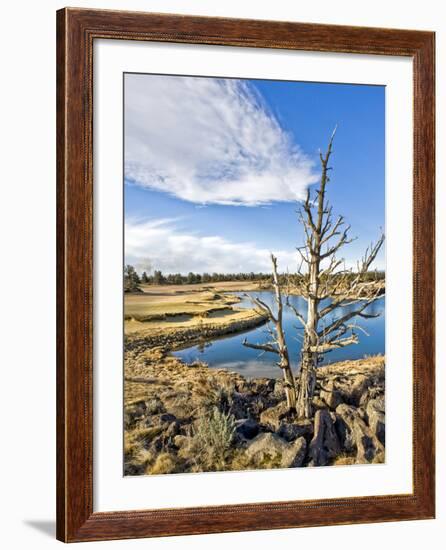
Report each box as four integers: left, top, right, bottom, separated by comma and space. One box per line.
279, 128, 384, 418
272, 255, 297, 413
296, 340, 317, 418
242, 253, 297, 413
281, 357, 297, 413
296, 141, 326, 418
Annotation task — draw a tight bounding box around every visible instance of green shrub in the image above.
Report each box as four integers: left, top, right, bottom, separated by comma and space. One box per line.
192, 407, 236, 469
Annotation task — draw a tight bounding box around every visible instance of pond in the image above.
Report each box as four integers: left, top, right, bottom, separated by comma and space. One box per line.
174, 291, 385, 379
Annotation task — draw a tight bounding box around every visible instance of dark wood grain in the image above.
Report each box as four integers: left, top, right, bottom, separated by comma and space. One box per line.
56, 7, 435, 543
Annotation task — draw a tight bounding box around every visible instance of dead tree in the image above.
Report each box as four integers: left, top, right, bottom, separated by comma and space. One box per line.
287, 127, 385, 418
242, 254, 297, 412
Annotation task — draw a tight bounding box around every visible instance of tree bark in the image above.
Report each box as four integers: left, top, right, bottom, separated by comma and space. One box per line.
248, 128, 385, 419
295, 130, 332, 419
271, 255, 297, 412
294, 128, 384, 418
296, 347, 316, 419
243, 254, 297, 413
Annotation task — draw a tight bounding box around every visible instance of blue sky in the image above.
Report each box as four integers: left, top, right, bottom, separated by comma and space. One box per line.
124, 74, 385, 275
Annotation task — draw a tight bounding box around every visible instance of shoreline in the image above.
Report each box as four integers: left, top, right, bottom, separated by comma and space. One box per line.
124, 282, 385, 357
125, 307, 268, 354
123, 281, 386, 475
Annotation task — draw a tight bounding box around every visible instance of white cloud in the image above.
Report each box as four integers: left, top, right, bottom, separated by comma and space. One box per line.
125, 74, 318, 206
125, 218, 298, 274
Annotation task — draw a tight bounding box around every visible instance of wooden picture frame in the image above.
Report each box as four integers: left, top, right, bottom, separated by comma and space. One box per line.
56, 7, 435, 542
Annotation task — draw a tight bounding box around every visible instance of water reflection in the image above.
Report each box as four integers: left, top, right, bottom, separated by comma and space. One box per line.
174, 292, 385, 379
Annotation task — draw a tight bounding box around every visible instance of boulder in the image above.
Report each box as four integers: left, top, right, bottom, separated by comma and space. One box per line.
259, 401, 290, 430
235, 418, 260, 440
308, 409, 341, 466
244, 433, 307, 469
278, 420, 313, 442
359, 385, 385, 408
285, 437, 307, 468
366, 397, 385, 445
250, 377, 276, 396
124, 400, 147, 429
311, 396, 328, 411
228, 391, 251, 419
337, 374, 371, 406
259, 401, 313, 443
159, 413, 177, 424
320, 380, 343, 410
124, 462, 145, 476
150, 435, 164, 453
331, 367, 385, 408
335, 404, 384, 463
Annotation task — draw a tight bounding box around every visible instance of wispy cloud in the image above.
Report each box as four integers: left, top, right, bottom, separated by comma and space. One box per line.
125, 74, 318, 206
125, 218, 298, 274
125, 218, 385, 275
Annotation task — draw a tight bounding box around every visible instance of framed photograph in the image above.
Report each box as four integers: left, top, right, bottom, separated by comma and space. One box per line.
56, 8, 435, 542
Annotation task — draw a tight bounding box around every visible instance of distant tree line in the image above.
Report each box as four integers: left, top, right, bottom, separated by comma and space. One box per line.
133, 268, 271, 286
290, 270, 385, 285
125, 264, 270, 291
124, 263, 384, 291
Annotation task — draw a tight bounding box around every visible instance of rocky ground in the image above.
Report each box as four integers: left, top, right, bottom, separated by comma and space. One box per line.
124, 348, 385, 475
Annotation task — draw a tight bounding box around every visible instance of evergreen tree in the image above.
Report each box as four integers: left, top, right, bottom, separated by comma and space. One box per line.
124, 264, 140, 292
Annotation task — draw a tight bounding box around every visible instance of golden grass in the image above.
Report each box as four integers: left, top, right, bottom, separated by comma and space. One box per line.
124, 305, 265, 341
125, 299, 222, 318
147, 453, 181, 475
317, 354, 385, 377
124, 426, 163, 458
124, 282, 258, 320
139, 281, 261, 295
331, 454, 357, 466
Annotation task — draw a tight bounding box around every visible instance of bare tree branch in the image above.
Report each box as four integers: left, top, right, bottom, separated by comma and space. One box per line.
244, 254, 298, 412
285, 296, 306, 327
310, 334, 359, 353
318, 296, 381, 339
242, 338, 278, 355
243, 293, 277, 323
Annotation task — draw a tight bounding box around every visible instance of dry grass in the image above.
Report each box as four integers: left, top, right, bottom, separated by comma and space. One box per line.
124, 426, 163, 459
139, 281, 261, 296
147, 453, 182, 475
125, 282, 252, 319
134, 448, 156, 469
125, 299, 225, 319
331, 453, 357, 466
317, 354, 385, 377
124, 282, 262, 324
